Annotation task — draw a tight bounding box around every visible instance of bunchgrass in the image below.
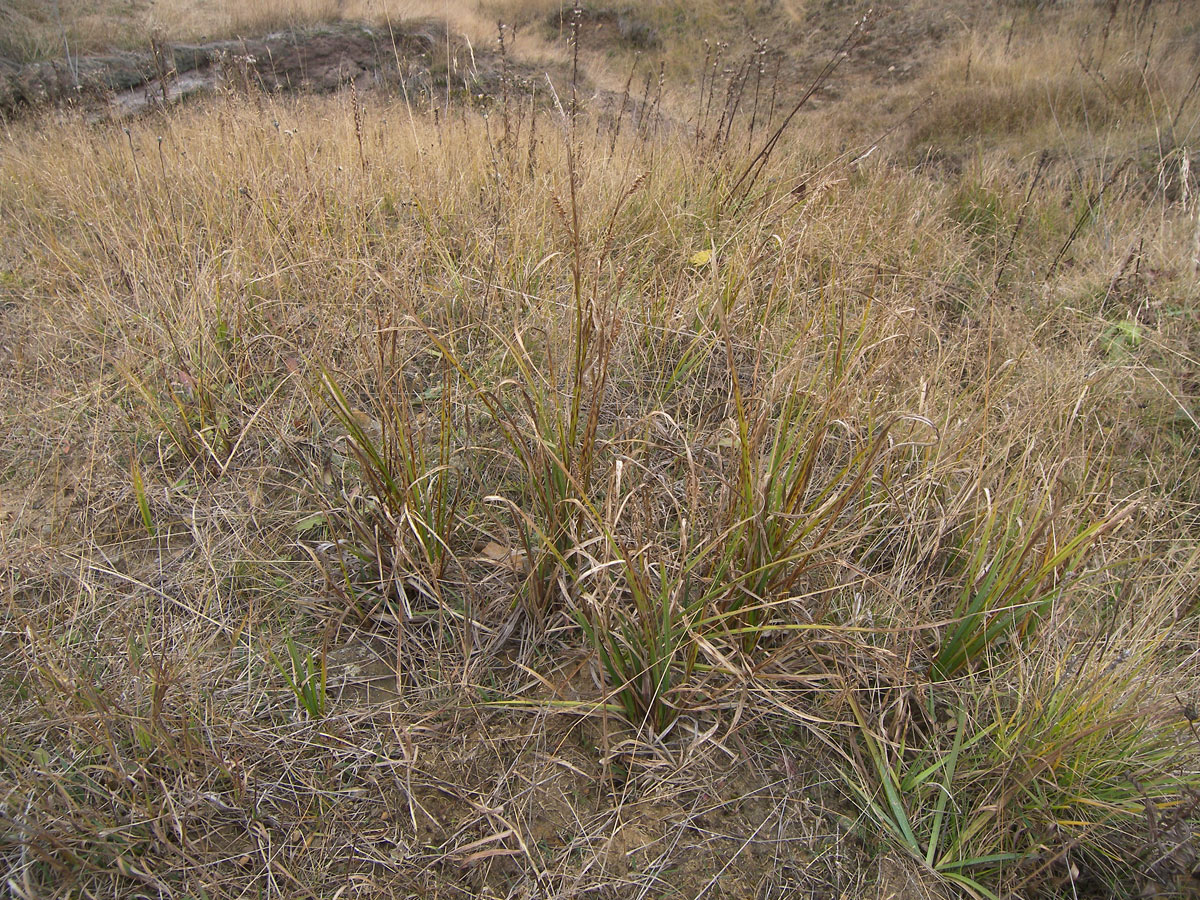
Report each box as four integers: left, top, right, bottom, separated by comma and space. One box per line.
846, 632, 1187, 898
273, 635, 328, 719
930, 486, 1133, 681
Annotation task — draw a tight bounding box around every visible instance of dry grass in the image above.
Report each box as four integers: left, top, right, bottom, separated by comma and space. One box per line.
2, 2, 1200, 898
0, 0, 575, 68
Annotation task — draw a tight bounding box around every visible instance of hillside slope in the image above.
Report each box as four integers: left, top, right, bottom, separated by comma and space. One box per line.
2, 3, 1199, 899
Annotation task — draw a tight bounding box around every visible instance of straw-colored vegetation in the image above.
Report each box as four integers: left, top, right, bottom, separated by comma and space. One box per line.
2, 1, 1199, 898
3, 0, 588, 64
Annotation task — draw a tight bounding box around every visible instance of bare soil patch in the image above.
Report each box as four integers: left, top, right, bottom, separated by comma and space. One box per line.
0, 21, 495, 119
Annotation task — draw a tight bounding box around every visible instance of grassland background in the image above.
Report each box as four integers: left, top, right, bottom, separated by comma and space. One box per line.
2, 1, 1200, 898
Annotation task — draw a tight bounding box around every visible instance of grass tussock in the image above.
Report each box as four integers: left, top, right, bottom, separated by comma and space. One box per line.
908, 10, 1198, 151
2, 2, 1200, 898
